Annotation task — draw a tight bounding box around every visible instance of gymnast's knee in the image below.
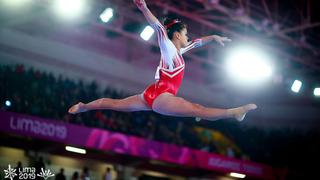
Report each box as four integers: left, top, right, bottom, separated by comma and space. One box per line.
191, 103, 204, 115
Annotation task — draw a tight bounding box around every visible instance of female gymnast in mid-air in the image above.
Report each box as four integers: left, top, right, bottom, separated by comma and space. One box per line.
68, 0, 257, 121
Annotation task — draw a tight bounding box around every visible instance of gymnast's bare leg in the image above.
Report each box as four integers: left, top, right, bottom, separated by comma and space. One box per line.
68, 94, 151, 113
151, 93, 257, 121
68, 93, 256, 121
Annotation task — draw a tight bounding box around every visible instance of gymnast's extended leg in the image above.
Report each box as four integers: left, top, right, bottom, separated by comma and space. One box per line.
68, 94, 151, 114
151, 93, 257, 121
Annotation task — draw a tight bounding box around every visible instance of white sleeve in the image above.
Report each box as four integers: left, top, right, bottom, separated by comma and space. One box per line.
180, 38, 203, 54
150, 22, 176, 68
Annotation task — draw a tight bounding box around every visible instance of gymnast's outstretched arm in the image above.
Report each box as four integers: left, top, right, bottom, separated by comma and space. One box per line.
181, 35, 231, 54
133, 0, 159, 25
200, 35, 232, 46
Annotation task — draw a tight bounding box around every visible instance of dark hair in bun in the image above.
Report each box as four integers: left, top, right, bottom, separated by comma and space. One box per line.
163, 17, 187, 40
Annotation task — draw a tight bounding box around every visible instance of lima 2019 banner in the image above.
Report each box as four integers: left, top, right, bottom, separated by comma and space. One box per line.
0, 111, 275, 179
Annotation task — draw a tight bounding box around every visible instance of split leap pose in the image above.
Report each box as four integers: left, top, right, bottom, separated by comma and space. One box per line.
68, 0, 257, 121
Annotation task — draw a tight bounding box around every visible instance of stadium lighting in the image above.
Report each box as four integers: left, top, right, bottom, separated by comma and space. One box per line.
225, 46, 272, 82
5, 100, 11, 107
140, 26, 154, 41
291, 80, 302, 93
100, 8, 113, 23
229, 172, 246, 178
314, 88, 320, 97
65, 146, 86, 154
53, 0, 87, 19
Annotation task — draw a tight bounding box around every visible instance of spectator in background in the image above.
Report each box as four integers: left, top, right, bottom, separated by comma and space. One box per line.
35, 156, 45, 180
80, 167, 90, 180
15, 161, 23, 171
14, 161, 23, 180
55, 168, 66, 180
72, 172, 79, 180
103, 167, 112, 180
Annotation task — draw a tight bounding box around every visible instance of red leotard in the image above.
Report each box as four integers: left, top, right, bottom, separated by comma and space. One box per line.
143, 21, 202, 108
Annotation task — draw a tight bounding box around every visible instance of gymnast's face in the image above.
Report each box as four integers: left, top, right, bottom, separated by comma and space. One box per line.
178, 28, 189, 48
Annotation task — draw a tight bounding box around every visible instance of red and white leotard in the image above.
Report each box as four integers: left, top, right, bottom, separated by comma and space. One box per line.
143, 21, 202, 108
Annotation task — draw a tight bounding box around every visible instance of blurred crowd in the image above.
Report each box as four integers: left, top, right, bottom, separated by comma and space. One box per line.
0, 64, 243, 157
2, 64, 319, 170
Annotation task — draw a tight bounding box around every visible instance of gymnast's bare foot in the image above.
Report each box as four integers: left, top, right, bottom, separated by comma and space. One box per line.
229, 104, 257, 122
68, 102, 87, 114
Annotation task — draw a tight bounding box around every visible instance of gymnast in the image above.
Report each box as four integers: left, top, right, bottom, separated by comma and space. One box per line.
68, 0, 257, 121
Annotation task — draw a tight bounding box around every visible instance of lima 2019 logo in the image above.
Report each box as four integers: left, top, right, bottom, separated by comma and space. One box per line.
4, 164, 55, 180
